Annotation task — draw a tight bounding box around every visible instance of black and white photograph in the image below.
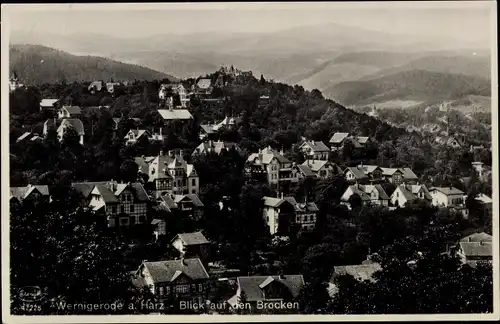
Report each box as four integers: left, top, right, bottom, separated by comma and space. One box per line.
1, 1, 498, 322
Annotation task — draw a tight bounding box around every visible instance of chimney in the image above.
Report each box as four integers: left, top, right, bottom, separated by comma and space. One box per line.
168, 150, 174, 157
179, 149, 183, 158
160, 128, 162, 136
281, 192, 284, 199
159, 150, 163, 156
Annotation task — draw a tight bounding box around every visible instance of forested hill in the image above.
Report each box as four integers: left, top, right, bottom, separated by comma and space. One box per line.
9, 44, 175, 84
325, 69, 491, 107
10, 69, 492, 188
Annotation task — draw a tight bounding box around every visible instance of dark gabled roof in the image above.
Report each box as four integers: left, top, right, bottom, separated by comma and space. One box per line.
143, 258, 209, 284
174, 194, 204, 207
282, 197, 319, 213
10, 185, 50, 200
295, 164, 315, 177
397, 185, 417, 201
237, 275, 305, 302
345, 166, 368, 179
301, 140, 330, 152
129, 183, 150, 202
400, 167, 418, 180
71, 181, 148, 203
94, 184, 119, 203
157, 194, 178, 212
174, 231, 210, 246
71, 183, 97, 198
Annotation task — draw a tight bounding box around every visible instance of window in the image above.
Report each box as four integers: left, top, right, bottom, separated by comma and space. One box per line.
130, 204, 135, 212
107, 217, 115, 227
198, 284, 203, 292
191, 284, 196, 292
304, 215, 308, 222
192, 178, 196, 186
175, 285, 189, 293
120, 205, 125, 213
166, 286, 170, 294
111, 206, 117, 214
158, 286, 164, 296
139, 215, 146, 224
120, 218, 129, 226
396, 192, 399, 198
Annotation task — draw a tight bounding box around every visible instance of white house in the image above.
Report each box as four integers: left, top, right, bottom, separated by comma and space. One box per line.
58, 106, 82, 119
340, 184, 390, 208
390, 184, 432, 208
429, 187, 466, 208
299, 140, 330, 160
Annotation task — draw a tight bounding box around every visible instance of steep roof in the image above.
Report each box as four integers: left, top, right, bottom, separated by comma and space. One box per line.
61, 106, 82, 115
344, 185, 371, 201
247, 147, 290, 165
196, 79, 212, 89
263, 197, 287, 208
359, 165, 382, 174
475, 194, 493, 204
295, 164, 315, 177
58, 118, 85, 136
345, 166, 368, 179
301, 140, 330, 152
397, 185, 417, 201
175, 231, 210, 246
174, 194, 204, 207
193, 141, 241, 155
381, 168, 401, 176
361, 184, 390, 200
302, 160, 328, 172
400, 167, 418, 180
158, 109, 193, 120
459, 242, 492, 257
236, 275, 305, 302
126, 129, 150, 139
329, 132, 350, 144
143, 258, 209, 284
283, 197, 319, 213
430, 187, 465, 196
10, 185, 50, 201
200, 124, 215, 135
72, 181, 148, 203
460, 232, 492, 243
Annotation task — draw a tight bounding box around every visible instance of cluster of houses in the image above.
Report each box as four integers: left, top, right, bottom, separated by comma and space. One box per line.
11, 69, 494, 314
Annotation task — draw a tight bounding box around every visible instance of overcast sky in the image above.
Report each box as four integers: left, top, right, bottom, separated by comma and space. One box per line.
5, 2, 494, 44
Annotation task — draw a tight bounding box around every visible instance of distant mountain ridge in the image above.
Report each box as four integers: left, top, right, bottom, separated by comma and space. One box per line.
325, 69, 491, 107
9, 44, 175, 85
